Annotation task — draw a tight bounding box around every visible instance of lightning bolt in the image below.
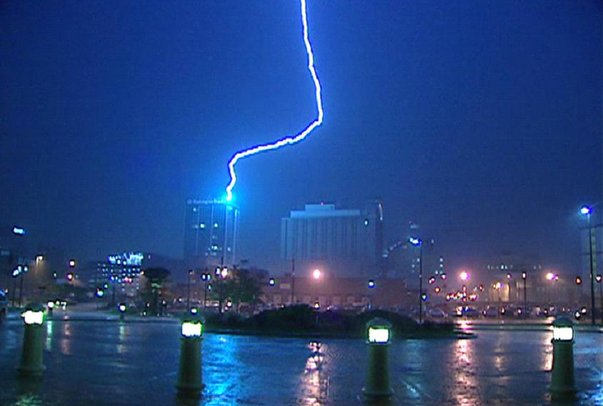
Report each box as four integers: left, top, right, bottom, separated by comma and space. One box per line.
224, 0, 324, 202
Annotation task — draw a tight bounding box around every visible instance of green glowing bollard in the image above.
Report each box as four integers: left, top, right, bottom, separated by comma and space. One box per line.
363, 317, 394, 399
18, 303, 46, 376
550, 316, 576, 398
46, 301, 54, 318
118, 303, 126, 321
176, 312, 204, 398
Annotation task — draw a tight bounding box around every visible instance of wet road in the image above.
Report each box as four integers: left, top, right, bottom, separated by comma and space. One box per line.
0, 318, 601, 405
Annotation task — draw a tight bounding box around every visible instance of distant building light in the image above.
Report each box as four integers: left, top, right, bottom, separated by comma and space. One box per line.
12, 226, 25, 235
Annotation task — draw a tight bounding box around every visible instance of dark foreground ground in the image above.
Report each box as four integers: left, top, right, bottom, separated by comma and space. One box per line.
0, 313, 602, 405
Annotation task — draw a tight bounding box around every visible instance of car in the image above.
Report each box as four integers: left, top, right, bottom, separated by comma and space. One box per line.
463, 307, 480, 318
482, 306, 498, 318
427, 308, 447, 319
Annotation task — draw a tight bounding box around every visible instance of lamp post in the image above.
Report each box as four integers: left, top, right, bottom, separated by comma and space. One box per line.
186, 269, 194, 311
409, 237, 423, 324
597, 274, 603, 324
216, 265, 228, 314
522, 271, 528, 317
545, 272, 559, 308
368, 279, 375, 309
201, 272, 210, 310
506, 273, 512, 303
580, 205, 596, 325
290, 258, 296, 306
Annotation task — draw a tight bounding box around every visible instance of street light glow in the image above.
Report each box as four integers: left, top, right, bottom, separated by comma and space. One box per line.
409, 237, 422, 246
459, 271, 469, 282
580, 205, 592, 216
312, 269, 321, 280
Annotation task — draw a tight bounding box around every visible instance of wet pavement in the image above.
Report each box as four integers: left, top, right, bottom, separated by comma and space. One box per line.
0, 316, 602, 405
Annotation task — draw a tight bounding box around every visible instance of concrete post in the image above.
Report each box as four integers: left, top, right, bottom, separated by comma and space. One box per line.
363, 317, 394, 399
176, 314, 204, 398
550, 316, 576, 398
18, 303, 45, 376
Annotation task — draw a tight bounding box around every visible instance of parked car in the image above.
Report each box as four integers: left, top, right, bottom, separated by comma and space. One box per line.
482, 306, 498, 318
427, 308, 447, 319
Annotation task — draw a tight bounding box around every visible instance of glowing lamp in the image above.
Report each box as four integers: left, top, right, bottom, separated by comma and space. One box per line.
580, 205, 592, 216
366, 317, 392, 344
22, 305, 44, 325
181, 319, 203, 338
47, 301, 55, 310
552, 316, 574, 342
118, 303, 127, 313
368, 279, 375, 288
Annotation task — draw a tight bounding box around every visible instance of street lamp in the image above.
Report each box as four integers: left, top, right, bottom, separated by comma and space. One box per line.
597, 274, 603, 324
580, 205, 596, 325
186, 269, 193, 311
409, 237, 423, 323
494, 282, 502, 303
368, 279, 375, 309
522, 272, 528, 317
506, 273, 513, 303
545, 272, 559, 307
200, 272, 210, 310
312, 269, 321, 280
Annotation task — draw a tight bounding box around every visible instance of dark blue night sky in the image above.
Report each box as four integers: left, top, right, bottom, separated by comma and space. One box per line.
1, 1, 601, 274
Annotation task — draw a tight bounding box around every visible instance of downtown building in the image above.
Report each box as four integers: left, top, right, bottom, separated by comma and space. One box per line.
184, 199, 239, 269
280, 201, 384, 278
93, 252, 182, 300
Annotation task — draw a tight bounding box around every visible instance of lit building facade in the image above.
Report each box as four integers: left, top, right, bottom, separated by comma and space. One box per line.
95, 252, 144, 298
184, 199, 239, 268
280, 201, 384, 278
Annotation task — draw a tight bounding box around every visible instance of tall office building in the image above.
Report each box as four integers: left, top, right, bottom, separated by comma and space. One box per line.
280, 201, 384, 278
184, 199, 239, 268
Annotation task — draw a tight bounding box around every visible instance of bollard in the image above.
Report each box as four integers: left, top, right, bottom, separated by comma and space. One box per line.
550, 316, 576, 398
176, 312, 204, 398
118, 303, 126, 321
18, 303, 46, 376
46, 301, 54, 318
363, 317, 394, 399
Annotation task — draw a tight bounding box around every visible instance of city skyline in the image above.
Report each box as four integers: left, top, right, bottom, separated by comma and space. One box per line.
1, 1, 601, 275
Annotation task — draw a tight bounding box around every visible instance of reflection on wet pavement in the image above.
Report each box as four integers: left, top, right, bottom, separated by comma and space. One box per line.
0, 320, 601, 405
298, 341, 329, 405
